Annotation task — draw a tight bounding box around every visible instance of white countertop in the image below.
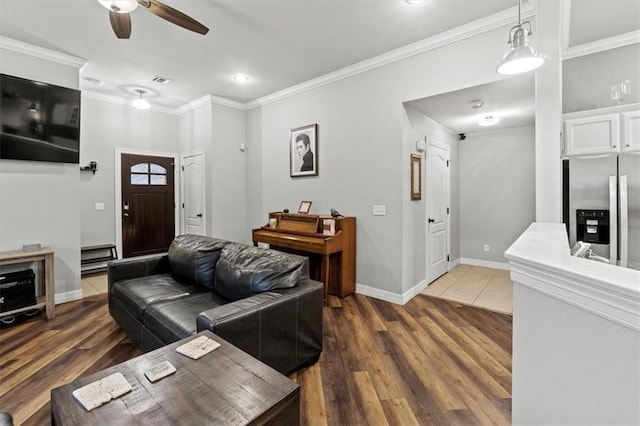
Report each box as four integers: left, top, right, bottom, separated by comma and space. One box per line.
505, 222, 640, 330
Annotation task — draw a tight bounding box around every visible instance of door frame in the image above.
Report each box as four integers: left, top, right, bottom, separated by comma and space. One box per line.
115, 147, 180, 259
179, 150, 206, 235
425, 139, 451, 284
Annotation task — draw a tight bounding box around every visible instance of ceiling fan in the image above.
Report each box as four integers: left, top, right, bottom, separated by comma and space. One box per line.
98, 0, 209, 39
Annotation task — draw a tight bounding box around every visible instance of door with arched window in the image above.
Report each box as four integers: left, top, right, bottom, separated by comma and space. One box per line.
121, 153, 175, 258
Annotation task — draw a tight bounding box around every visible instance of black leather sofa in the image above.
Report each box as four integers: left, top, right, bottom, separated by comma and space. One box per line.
108, 234, 323, 374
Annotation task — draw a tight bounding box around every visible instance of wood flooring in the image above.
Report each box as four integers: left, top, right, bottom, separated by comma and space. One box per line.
0, 292, 512, 425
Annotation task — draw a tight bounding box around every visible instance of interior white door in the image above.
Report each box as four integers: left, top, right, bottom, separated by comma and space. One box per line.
181, 152, 205, 235
427, 141, 450, 283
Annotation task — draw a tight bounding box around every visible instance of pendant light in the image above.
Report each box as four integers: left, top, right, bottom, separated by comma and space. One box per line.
496, 0, 546, 75
131, 89, 150, 110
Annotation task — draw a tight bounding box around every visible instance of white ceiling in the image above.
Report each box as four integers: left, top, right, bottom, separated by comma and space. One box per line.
1, 0, 637, 112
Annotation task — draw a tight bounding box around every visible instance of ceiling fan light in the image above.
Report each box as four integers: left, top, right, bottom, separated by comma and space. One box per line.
98, 0, 138, 13
132, 98, 150, 110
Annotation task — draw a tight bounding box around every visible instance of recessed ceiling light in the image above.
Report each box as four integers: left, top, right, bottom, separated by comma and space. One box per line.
478, 116, 501, 127
233, 74, 250, 84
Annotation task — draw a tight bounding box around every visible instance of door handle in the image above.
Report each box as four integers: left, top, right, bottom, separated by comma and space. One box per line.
428, 218, 435, 223
196, 213, 203, 218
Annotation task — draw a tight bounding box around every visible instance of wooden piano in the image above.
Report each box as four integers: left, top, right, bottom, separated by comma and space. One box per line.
252, 212, 356, 300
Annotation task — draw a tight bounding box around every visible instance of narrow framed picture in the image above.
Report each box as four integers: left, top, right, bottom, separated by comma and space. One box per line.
298, 200, 312, 214
411, 154, 421, 201
290, 124, 318, 177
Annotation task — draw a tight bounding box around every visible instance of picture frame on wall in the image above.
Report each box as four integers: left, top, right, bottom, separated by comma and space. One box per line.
411, 153, 421, 200
290, 124, 318, 177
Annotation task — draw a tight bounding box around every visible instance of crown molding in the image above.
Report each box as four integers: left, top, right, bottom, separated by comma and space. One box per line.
0, 36, 87, 68
564, 30, 640, 60
245, 3, 535, 109
82, 90, 179, 115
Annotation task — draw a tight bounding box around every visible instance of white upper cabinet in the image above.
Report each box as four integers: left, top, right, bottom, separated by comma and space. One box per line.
622, 110, 640, 152
564, 104, 640, 157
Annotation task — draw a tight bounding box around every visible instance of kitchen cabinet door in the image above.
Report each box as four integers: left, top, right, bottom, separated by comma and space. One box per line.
565, 114, 620, 156
622, 110, 640, 153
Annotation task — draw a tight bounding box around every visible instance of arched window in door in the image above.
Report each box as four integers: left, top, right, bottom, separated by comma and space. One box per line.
130, 162, 167, 186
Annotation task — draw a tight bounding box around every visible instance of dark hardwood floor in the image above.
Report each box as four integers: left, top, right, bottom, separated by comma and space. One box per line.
0, 292, 512, 425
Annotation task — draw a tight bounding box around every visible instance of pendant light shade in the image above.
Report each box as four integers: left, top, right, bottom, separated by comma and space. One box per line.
497, 0, 546, 75
132, 90, 150, 110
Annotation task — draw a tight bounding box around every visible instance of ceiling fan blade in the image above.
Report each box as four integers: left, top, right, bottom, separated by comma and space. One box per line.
141, 0, 209, 35
109, 11, 132, 39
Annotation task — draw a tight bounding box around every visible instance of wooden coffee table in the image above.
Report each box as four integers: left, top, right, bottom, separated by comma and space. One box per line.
50, 331, 299, 425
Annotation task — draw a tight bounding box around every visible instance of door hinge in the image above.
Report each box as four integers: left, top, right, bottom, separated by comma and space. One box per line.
447, 255, 450, 262
447, 207, 449, 214
446, 160, 449, 167
182, 203, 185, 208
181, 165, 184, 171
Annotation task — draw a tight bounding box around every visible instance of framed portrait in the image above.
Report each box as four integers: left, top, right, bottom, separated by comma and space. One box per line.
411, 154, 422, 201
290, 124, 318, 177
298, 201, 312, 214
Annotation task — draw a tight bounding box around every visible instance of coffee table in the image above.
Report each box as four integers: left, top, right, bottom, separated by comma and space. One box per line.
50, 331, 299, 425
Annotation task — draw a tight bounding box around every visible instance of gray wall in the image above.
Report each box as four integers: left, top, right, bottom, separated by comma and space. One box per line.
403, 106, 460, 286
177, 99, 248, 244
460, 126, 535, 264
80, 94, 179, 247
0, 47, 83, 300
245, 24, 516, 297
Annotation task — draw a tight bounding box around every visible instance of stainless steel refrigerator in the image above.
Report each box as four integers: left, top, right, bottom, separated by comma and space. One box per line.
569, 152, 640, 268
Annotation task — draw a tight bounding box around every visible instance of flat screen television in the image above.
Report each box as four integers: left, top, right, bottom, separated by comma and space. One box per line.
0, 73, 80, 164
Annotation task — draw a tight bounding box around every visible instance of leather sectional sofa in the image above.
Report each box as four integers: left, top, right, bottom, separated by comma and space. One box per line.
108, 234, 323, 374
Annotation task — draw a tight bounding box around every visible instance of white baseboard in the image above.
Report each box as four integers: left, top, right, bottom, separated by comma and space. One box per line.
449, 258, 461, 269
460, 257, 510, 271
54, 289, 83, 305
356, 279, 428, 306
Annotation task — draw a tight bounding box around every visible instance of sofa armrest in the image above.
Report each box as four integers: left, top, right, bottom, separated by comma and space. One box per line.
108, 254, 170, 292
196, 278, 323, 374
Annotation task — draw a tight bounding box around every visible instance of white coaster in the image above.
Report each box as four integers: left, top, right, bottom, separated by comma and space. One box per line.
175, 335, 220, 360
144, 361, 176, 383
72, 372, 132, 411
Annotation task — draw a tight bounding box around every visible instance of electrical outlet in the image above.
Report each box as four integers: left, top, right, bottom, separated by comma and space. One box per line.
483, 244, 490, 253
372, 205, 386, 216
95, 203, 105, 211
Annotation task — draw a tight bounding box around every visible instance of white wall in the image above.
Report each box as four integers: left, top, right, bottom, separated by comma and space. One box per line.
246, 24, 520, 297
0, 47, 84, 301
460, 126, 535, 264
80, 94, 179, 247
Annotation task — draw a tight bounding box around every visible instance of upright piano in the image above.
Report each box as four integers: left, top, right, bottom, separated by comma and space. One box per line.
252, 212, 356, 300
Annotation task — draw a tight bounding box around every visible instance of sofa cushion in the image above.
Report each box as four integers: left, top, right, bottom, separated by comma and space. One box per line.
214, 244, 307, 301
168, 234, 228, 289
110, 273, 200, 320
143, 292, 227, 343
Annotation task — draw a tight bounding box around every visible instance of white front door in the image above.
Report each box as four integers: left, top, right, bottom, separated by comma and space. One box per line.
181, 152, 205, 235
426, 141, 450, 283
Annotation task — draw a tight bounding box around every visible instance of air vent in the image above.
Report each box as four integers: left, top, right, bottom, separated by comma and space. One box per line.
152, 76, 173, 85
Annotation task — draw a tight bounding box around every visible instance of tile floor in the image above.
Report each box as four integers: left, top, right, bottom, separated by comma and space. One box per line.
421, 264, 513, 315
80, 273, 108, 296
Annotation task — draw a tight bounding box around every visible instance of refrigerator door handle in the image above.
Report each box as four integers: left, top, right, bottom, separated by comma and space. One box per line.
620, 175, 628, 262
609, 175, 618, 263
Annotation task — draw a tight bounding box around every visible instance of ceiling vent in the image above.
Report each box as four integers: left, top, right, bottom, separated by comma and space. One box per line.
152, 76, 173, 85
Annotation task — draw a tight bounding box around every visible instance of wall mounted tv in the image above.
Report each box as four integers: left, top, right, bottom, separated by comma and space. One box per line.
0, 73, 80, 164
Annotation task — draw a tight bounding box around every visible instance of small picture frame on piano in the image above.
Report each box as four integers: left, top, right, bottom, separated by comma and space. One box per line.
298, 201, 312, 214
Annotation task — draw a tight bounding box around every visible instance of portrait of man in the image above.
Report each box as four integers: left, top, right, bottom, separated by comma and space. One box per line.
290, 124, 318, 177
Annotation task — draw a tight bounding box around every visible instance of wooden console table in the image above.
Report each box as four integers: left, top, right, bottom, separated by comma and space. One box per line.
0, 247, 55, 319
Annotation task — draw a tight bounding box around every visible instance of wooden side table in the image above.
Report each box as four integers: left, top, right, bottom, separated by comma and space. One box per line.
0, 247, 55, 319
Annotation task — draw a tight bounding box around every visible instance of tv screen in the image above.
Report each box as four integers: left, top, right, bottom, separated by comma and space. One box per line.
0, 74, 80, 164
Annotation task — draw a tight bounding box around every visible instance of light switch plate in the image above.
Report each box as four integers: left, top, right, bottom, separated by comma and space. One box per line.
372, 205, 386, 216
95, 203, 105, 211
